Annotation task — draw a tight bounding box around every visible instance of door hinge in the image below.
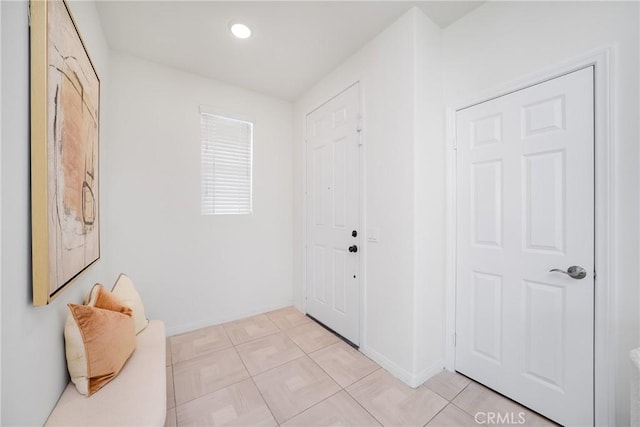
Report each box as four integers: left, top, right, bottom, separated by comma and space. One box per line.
453, 333, 456, 347
593, 270, 597, 279
356, 116, 363, 146
28, 3, 32, 27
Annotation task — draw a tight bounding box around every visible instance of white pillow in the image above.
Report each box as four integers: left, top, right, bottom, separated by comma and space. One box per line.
111, 274, 150, 335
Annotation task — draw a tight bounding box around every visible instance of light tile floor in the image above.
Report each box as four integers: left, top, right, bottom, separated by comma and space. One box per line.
165, 307, 557, 426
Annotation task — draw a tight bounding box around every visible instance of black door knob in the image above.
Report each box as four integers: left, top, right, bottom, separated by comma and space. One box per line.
352, 230, 358, 237
349, 245, 358, 253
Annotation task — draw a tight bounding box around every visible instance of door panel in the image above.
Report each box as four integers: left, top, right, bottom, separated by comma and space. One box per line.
306, 84, 360, 345
456, 67, 594, 426
471, 272, 503, 364
472, 160, 503, 247
523, 151, 565, 253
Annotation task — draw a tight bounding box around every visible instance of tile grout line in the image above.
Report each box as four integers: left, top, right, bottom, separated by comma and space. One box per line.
239, 336, 308, 378
171, 309, 466, 427
225, 327, 281, 347
278, 388, 344, 425
170, 342, 235, 366
421, 399, 450, 427
449, 401, 478, 419
171, 345, 253, 408
248, 375, 280, 426
281, 328, 385, 426
236, 317, 338, 378
265, 311, 312, 333
172, 349, 279, 422
447, 383, 557, 425
283, 319, 341, 355
342, 367, 387, 426
346, 394, 384, 427
420, 375, 475, 425
236, 312, 325, 425
301, 333, 386, 426
167, 339, 178, 426
165, 309, 316, 422
169, 323, 235, 365
169, 309, 306, 363
344, 379, 385, 427
448, 379, 471, 401
248, 313, 345, 425
234, 339, 280, 426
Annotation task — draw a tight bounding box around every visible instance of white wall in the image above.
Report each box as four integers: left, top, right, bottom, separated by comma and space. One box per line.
413, 9, 445, 380
106, 52, 294, 336
0, 1, 4, 422
1, 1, 111, 424
442, 2, 639, 424
293, 7, 445, 386
0, 0, 3, 424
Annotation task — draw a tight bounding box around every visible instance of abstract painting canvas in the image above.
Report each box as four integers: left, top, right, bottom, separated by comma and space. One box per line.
30, 0, 100, 306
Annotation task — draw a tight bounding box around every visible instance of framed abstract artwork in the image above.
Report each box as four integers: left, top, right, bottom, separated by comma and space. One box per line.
30, 0, 100, 306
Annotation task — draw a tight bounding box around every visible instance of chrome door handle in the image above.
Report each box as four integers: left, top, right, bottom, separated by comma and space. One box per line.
549, 266, 587, 280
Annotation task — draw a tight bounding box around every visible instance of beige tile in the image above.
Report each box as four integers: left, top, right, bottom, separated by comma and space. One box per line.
267, 307, 312, 330
285, 321, 340, 353
282, 390, 380, 427
236, 332, 305, 375
309, 342, 380, 387
164, 408, 177, 427
170, 324, 232, 363
166, 366, 175, 410
423, 370, 471, 401
253, 356, 341, 423
452, 382, 557, 426
426, 404, 478, 426
347, 369, 448, 427
520, 414, 559, 426
176, 378, 277, 427
166, 338, 172, 366
173, 347, 250, 405
223, 314, 280, 345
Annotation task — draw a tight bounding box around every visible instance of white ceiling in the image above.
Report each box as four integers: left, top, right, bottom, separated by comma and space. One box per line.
96, 1, 484, 101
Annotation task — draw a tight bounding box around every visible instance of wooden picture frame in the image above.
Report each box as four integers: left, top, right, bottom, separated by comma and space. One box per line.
30, 0, 100, 306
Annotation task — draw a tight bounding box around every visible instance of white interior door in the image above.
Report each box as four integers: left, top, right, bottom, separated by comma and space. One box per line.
305, 83, 361, 345
455, 67, 594, 426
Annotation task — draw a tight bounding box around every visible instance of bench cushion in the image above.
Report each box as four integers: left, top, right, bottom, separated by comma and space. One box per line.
46, 320, 166, 426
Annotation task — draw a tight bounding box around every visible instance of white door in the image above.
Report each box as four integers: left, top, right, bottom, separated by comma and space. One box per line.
455, 67, 594, 426
306, 83, 361, 345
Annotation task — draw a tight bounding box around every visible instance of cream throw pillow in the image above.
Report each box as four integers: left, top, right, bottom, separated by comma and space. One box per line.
65, 285, 136, 396
111, 274, 149, 335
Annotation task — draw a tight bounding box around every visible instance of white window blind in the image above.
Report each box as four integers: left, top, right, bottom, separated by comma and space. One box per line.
201, 113, 253, 215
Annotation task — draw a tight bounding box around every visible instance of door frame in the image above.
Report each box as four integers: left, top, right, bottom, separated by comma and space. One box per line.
444, 46, 615, 425
301, 81, 365, 346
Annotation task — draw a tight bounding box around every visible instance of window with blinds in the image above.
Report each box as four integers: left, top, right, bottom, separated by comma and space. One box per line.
200, 113, 253, 215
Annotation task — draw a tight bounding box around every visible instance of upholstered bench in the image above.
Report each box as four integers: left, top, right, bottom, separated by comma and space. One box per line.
46, 274, 166, 426
45, 319, 166, 426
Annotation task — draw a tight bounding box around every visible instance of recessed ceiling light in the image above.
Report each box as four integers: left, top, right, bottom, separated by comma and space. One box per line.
230, 23, 251, 39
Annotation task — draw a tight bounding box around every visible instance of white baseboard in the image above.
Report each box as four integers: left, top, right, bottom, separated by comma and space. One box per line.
360, 345, 445, 388
165, 301, 293, 336
412, 360, 446, 387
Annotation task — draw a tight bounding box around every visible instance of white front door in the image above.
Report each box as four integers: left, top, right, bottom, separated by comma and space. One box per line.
455, 67, 594, 426
306, 83, 361, 345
